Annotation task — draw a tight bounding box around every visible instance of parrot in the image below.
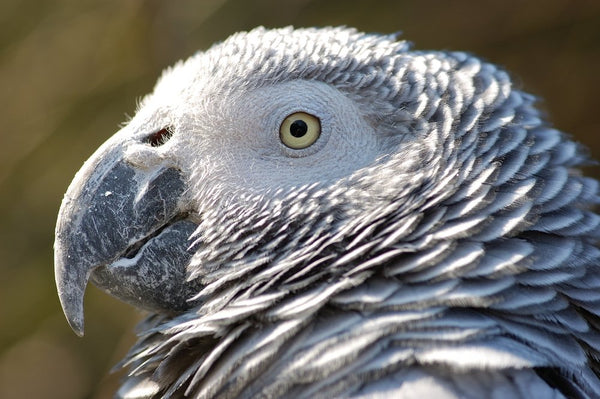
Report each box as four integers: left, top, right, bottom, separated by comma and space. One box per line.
54, 26, 600, 398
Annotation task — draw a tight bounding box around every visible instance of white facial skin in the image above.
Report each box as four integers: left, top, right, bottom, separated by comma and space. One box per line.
122, 79, 387, 208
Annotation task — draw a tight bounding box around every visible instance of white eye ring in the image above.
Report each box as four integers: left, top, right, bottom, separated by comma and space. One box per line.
279, 112, 321, 149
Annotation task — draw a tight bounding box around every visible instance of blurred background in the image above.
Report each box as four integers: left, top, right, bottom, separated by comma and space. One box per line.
0, 0, 599, 397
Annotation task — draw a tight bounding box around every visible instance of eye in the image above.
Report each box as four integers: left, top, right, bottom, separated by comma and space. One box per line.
279, 112, 321, 149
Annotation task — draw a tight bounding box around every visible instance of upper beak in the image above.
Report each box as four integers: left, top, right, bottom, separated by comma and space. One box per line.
54, 131, 200, 336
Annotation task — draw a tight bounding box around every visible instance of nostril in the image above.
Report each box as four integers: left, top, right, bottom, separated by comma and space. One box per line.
145, 127, 174, 147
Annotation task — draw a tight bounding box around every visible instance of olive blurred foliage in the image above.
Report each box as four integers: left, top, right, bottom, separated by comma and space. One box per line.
0, 0, 598, 398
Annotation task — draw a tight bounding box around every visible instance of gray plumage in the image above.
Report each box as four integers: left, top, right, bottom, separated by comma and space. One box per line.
54, 26, 600, 398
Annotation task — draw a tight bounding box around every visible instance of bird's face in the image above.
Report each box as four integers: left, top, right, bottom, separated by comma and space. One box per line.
55, 28, 432, 335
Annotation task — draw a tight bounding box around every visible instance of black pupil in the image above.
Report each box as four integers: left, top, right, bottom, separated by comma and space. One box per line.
290, 120, 308, 138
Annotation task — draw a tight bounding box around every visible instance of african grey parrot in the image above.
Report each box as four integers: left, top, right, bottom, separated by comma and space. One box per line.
54, 26, 600, 398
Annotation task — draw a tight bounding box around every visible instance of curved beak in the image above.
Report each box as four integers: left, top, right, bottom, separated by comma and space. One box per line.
54, 132, 200, 336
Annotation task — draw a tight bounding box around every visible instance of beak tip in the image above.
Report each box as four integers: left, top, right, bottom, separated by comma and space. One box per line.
55, 253, 88, 337
70, 320, 85, 338
65, 312, 85, 337
57, 288, 86, 337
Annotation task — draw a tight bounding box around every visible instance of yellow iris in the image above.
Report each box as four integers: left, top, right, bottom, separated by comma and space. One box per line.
279, 112, 321, 149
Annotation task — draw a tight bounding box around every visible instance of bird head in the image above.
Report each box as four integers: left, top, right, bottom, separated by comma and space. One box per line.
55, 27, 415, 334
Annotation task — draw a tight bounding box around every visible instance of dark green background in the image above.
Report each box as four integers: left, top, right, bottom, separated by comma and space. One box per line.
1, 1, 599, 397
